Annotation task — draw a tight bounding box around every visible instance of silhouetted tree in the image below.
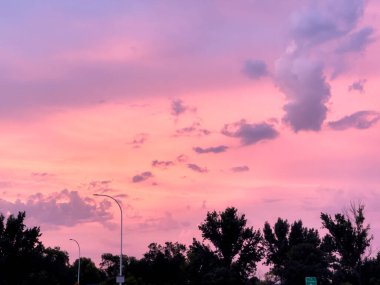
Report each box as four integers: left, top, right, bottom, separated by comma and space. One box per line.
140, 241, 187, 285
264, 219, 329, 285
361, 253, 380, 285
71, 257, 105, 285
195, 207, 264, 284
187, 238, 221, 284
0, 211, 45, 285
321, 203, 373, 285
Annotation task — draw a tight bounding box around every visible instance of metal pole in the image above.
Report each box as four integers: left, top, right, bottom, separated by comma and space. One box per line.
94, 194, 123, 284
69, 238, 81, 285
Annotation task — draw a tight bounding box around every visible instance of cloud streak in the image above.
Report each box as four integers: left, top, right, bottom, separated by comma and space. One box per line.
328, 111, 380, 130
193, 145, 228, 154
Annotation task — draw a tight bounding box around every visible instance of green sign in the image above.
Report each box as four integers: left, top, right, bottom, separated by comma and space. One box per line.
305, 277, 317, 285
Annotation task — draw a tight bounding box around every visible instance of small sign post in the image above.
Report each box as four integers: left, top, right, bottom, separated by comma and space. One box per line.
305, 277, 317, 285
116, 276, 125, 283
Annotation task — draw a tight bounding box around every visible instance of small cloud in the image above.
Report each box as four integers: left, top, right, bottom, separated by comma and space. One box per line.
336, 27, 375, 53
193, 145, 228, 154
175, 122, 211, 137
171, 99, 196, 116
152, 160, 174, 169
242, 59, 268, 79
187, 164, 208, 173
328, 110, 380, 131
231, 166, 250, 173
348, 79, 366, 93
177, 154, 189, 163
221, 120, 278, 145
129, 133, 148, 148
132, 171, 153, 183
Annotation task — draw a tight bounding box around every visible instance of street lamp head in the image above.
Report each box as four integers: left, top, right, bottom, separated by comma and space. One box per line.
93, 193, 100, 196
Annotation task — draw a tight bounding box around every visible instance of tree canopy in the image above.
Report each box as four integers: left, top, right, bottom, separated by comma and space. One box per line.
0, 204, 378, 285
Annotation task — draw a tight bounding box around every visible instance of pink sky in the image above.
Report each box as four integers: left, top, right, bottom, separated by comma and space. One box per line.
1, 0, 380, 274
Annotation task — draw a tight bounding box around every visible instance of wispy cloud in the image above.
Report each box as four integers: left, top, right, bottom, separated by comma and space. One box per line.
328, 111, 380, 130
193, 145, 228, 154
222, 120, 278, 145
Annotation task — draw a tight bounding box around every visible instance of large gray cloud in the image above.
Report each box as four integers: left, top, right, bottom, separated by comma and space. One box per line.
221, 120, 278, 145
193, 145, 228, 154
0, 189, 113, 227
275, 0, 371, 132
328, 111, 380, 130
276, 56, 331, 132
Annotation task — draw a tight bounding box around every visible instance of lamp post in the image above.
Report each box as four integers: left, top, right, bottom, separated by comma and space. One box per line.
94, 194, 124, 284
69, 238, 81, 285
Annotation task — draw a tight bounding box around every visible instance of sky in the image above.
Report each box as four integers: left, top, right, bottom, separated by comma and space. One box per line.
1, 0, 380, 274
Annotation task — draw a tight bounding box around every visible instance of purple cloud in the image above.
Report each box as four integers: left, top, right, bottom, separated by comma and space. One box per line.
242, 59, 268, 79
187, 164, 208, 173
152, 160, 174, 169
328, 111, 380, 131
231, 166, 250, 173
221, 120, 278, 145
0, 190, 113, 227
275, 56, 331, 132
348, 79, 366, 93
171, 99, 196, 116
132, 171, 153, 183
193, 145, 228, 154
274, 0, 371, 132
291, 0, 365, 46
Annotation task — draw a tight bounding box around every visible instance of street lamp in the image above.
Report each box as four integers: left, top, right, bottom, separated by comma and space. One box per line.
93, 194, 124, 284
69, 238, 81, 285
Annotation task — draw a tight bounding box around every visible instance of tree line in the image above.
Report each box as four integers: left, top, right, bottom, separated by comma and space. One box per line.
1, 204, 380, 285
